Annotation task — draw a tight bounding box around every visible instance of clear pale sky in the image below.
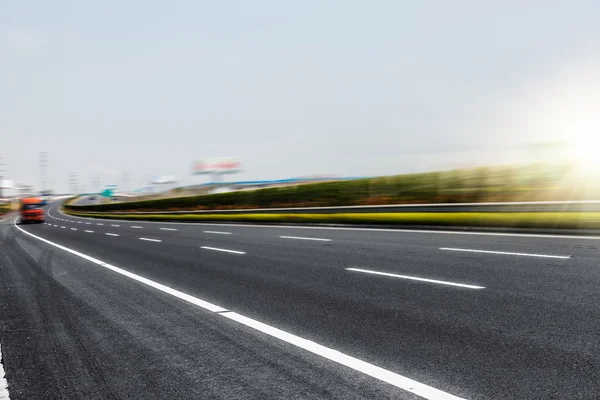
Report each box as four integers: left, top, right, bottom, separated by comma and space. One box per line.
2, 1, 599, 193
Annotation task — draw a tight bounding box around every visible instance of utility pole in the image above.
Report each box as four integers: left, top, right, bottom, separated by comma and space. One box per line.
68, 173, 78, 195
0, 157, 4, 199
92, 174, 101, 193
122, 171, 130, 193
39, 152, 48, 194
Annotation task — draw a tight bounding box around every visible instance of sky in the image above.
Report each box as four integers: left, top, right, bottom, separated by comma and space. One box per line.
1, 1, 599, 193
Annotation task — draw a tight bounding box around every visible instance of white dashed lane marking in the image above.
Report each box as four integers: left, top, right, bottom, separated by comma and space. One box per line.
201, 246, 246, 255
439, 247, 571, 259
346, 268, 486, 290
279, 235, 332, 242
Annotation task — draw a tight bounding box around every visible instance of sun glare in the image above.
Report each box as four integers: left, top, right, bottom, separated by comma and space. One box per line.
570, 133, 600, 172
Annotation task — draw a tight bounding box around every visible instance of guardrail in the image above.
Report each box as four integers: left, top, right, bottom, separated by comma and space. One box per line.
67, 200, 600, 215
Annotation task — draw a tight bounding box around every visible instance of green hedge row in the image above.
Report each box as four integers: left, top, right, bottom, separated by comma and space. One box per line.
66, 163, 598, 212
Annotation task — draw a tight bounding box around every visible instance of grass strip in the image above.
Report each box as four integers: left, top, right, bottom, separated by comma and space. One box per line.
63, 210, 600, 230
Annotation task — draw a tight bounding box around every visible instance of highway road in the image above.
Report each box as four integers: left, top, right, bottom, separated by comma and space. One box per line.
1, 202, 600, 399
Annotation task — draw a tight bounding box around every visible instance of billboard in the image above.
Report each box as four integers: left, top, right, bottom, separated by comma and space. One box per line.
193, 158, 241, 175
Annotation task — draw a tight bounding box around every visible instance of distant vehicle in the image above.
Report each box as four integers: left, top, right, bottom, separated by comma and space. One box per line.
20, 197, 45, 224
40, 190, 52, 205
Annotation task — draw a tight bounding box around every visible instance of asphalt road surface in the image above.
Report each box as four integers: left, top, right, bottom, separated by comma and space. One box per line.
1, 202, 599, 399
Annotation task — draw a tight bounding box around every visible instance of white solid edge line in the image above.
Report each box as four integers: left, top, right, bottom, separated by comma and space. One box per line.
346, 268, 486, 290
160, 227, 178, 231
63, 199, 600, 213
439, 247, 571, 259
203, 230, 232, 235
221, 311, 463, 399
279, 235, 332, 242
13, 217, 227, 315
84, 230, 94, 233
139, 237, 162, 242
131, 226, 143, 229
201, 246, 246, 255
51, 204, 600, 240
12, 217, 464, 400
0, 343, 10, 400
105, 233, 119, 236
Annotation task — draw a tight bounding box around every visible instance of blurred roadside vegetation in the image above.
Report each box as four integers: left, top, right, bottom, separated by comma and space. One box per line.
67, 162, 599, 212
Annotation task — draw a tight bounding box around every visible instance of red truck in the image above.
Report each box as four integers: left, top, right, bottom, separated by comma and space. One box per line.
20, 197, 45, 223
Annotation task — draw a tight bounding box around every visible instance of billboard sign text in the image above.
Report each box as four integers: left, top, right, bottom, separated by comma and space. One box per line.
193, 158, 241, 175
